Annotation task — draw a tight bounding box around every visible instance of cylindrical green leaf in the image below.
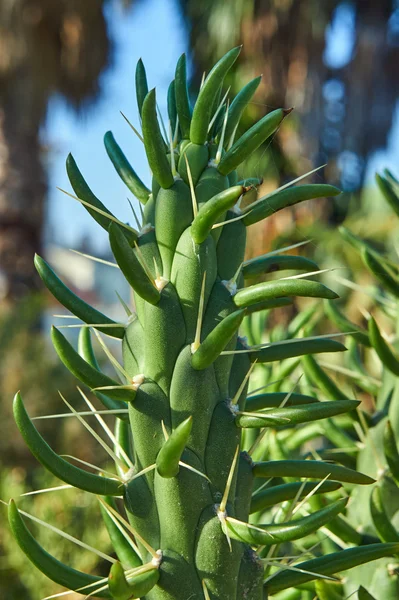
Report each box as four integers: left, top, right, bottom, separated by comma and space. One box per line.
191, 185, 245, 243
13, 393, 123, 496
8, 501, 111, 598
142, 89, 174, 189
249, 337, 345, 364
66, 153, 137, 245
243, 254, 319, 279
265, 544, 399, 594
234, 279, 338, 308
104, 132, 150, 203
324, 299, 370, 346
227, 498, 347, 545
384, 420, 399, 484
222, 76, 262, 145
109, 222, 160, 305
191, 309, 246, 370
368, 316, 399, 376
156, 416, 193, 478
362, 248, 399, 299
135, 58, 148, 117
52, 326, 135, 403
175, 53, 192, 138
245, 391, 318, 412
218, 108, 289, 175
237, 400, 359, 428
376, 172, 399, 217
370, 485, 399, 543
243, 184, 341, 226
35, 255, 125, 339
253, 459, 374, 485
190, 46, 241, 144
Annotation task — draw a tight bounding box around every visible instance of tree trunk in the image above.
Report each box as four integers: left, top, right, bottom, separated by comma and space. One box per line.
0, 85, 45, 303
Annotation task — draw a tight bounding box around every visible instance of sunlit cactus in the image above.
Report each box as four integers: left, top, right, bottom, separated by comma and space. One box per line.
8, 48, 399, 599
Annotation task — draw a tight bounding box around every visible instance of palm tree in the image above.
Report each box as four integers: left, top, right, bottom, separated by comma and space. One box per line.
178, 0, 399, 192
0, 0, 112, 303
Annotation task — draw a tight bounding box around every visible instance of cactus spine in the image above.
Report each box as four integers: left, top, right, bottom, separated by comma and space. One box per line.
8, 49, 399, 599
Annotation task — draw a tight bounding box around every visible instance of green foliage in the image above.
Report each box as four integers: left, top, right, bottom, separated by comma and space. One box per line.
6, 49, 399, 599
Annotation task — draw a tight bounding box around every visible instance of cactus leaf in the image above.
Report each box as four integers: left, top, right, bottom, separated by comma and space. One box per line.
142, 89, 174, 189
104, 132, 150, 203
265, 543, 399, 594
191, 185, 246, 243
109, 222, 160, 305
8, 500, 111, 597
234, 279, 339, 308
190, 46, 241, 144
227, 498, 347, 545
218, 108, 289, 175
243, 184, 341, 226
236, 399, 359, 428
156, 416, 193, 478
35, 255, 125, 339
191, 309, 246, 370
253, 460, 374, 485
175, 54, 192, 139
13, 393, 123, 496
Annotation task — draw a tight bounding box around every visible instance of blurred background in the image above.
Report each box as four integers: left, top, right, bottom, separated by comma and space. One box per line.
0, 0, 398, 597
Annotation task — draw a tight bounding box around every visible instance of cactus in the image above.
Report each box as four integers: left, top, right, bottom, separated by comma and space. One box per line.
288, 170, 399, 599
8, 49, 399, 599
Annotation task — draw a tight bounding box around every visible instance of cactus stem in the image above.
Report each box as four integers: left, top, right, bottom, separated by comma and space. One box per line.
120, 110, 144, 143
97, 496, 160, 559
202, 579, 211, 600
208, 86, 231, 133
219, 445, 240, 513
57, 188, 139, 236
128, 197, 142, 229
191, 271, 207, 353
215, 100, 230, 164
59, 392, 127, 470
231, 361, 258, 406
184, 154, 198, 218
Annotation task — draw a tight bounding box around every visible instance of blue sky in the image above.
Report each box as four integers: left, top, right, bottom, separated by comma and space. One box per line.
45, 0, 188, 254
44, 0, 399, 254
